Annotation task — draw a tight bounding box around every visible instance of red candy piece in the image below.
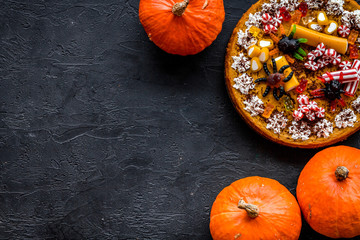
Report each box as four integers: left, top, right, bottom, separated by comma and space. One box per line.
349, 44, 359, 59
308, 101, 319, 111
307, 51, 317, 61
264, 24, 277, 34
338, 25, 350, 38
297, 94, 309, 105
315, 43, 326, 57
298, 2, 308, 17
332, 54, 342, 65
324, 48, 337, 59
299, 104, 310, 113
272, 13, 283, 27
262, 13, 273, 25
296, 79, 308, 93
304, 61, 319, 71
316, 107, 325, 118
280, 7, 291, 21
306, 112, 316, 121
339, 60, 352, 70
293, 110, 304, 121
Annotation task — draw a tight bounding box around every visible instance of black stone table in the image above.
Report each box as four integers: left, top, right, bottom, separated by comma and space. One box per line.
1, 0, 360, 239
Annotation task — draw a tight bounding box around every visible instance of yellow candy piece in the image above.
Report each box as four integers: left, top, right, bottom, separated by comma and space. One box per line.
258, 48, 270, 63
250, 57, 262, 72
317, 11, 329, 25
258, 39, 274, 50
249, 26, 263, 39
308, 22, 323, 32
274, 56, 299, 92
348, 29, 359, 45
247, 45, 261, 58
292, 10, 302, 25
262, 103, 275, 118
324, 21, 338, 35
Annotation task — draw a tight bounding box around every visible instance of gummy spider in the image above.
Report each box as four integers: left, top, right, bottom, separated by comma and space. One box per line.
311, 72, 346, 111
255, 58, 294, 101
270, 24, 308, 61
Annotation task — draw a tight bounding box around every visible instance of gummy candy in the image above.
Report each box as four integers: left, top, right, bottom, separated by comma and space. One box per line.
298, 2, 308, 17
249, 26, 263, 39
349, 44, 359, 59
280, 7, 291, 21
296, 78, 308, 93
348, 30, 359, 45
262, 103, 275, 118
292, 10, 302, 24
284, 96, 294, 111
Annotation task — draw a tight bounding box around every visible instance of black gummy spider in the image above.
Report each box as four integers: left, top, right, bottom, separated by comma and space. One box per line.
255, 58, 294, 101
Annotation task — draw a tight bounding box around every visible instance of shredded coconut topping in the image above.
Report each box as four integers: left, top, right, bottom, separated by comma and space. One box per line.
233, 73, 255, 94
243, 95, 265, 116
303, 0, 324, 9
341, 10, 360, 29
288, 121, 311, 140
326, 0, 344, 16
352, 96, 360, 113
278, 0, 299, 12
237, 29, 257, 49
232, 53, 250, 73
245, 12, 263, 29
335, 109, 357, 128
266, 112, 288, 134
261, 0, 280, 14
313, 119, 334, 138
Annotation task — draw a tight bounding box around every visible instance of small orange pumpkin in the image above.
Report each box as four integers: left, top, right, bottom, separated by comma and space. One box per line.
139, 0, 225, 55
210, 176, 302, 240
297, 146, 360, 238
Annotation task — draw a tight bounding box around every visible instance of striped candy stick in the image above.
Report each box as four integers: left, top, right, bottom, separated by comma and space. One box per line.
319, 69, 358, 83
344, 60, 360, 96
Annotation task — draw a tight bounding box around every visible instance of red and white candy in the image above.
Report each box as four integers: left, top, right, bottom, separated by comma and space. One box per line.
317, 58, 329, 68
304, 61, 319, 71
324, 48, 337, 59
262, 13, 273, 24
306, 112, 316, 121
316, 107, 325, 118
297, 95, 309, 105
272, 13, 283, 27
331, 54, 342, 65
338, 25, 350, 38
315, 43, 326, 57
293, 110, 304, 121
307, 51, 317, 61
264, 24, 277, 34
299, 104, 310, 113
307, 101, 319, 111
339, 61, 352, 70
344, 60, 360, 96
320, 68, 358, 83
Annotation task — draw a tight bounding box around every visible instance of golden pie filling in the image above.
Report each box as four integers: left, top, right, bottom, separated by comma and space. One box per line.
225, 0, 360, 148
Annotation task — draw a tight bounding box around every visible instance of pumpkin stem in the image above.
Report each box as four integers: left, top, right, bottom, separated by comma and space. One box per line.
238, 198, 259, 218
335, 166, 349, 181
172, 0, 190, 17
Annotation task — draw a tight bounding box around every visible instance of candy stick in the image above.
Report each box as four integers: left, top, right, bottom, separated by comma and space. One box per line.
274, 56, 299, 91
289, 24, 348, 54
320, 69, 358, 83
344, 60, 360, 96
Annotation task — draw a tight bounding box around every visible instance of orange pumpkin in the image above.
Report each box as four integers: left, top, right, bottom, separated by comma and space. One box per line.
139, 0, 225, 55
210, 176, 302, 240
297, 146, 360, 238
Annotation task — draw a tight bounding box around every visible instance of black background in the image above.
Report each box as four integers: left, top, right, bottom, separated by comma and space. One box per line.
1, 0, 360, 239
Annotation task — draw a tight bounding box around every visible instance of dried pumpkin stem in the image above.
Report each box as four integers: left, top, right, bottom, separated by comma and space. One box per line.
238, 198, 259, 218
172, 0, 190, 17
335, 166, 349, 181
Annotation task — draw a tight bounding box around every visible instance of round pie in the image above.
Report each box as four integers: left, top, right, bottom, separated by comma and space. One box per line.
225, 0, 360, 148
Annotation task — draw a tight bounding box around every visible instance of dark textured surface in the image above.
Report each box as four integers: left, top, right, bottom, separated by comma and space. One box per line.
1, 0, 360, 239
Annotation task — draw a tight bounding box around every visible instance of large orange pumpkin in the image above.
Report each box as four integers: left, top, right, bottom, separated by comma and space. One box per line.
210, 176, 302, 240
297, 146, 360, 238
139, 0, 225, 55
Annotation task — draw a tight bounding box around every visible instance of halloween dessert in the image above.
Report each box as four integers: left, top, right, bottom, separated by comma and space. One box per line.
225, 0, 360, 148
